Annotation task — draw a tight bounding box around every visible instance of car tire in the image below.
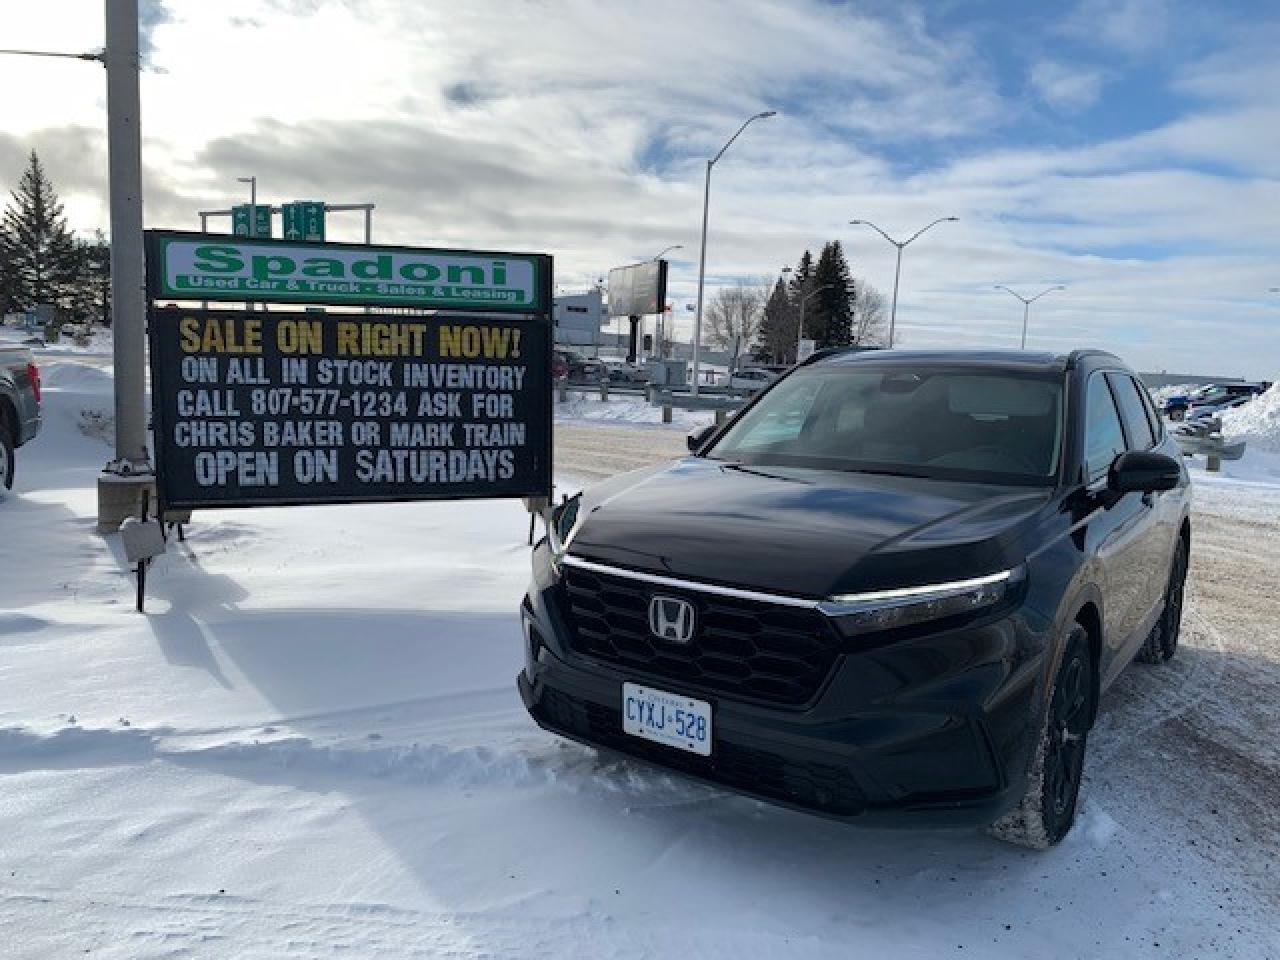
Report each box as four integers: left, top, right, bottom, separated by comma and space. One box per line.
988, 623, 1094, 849
1138, 535, 1188, 664
0, 418, 14, 490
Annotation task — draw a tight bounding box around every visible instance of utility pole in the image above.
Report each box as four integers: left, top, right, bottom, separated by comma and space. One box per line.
98, 0, 152, 532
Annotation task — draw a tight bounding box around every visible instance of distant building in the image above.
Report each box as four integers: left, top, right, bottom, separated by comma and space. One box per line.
553, 290, 607, 348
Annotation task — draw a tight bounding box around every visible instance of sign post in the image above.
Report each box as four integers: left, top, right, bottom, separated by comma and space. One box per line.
282, 201, 326, 242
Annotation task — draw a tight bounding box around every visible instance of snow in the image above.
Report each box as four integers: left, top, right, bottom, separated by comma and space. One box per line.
555, 389, 715, 429
1221, 382, 1280, 454
2, 361, 1278, 958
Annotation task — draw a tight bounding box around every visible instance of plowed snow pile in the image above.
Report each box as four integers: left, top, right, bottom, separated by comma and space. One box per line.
1222, 382, 1280, 453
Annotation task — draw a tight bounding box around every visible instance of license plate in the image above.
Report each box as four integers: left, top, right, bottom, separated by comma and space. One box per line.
622, 682, 712, 756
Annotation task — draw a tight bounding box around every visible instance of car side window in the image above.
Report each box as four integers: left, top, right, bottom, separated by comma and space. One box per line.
1084, 374, 1127, 483
1106, 373, 1156, 451
1134, 377, 1164, 442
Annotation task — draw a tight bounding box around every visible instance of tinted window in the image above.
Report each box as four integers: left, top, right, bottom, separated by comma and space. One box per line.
1134, 377, 1164, 441
1084, 374, 1126, 482
1107, 373, 1155, 450
708, 367, 1063, 483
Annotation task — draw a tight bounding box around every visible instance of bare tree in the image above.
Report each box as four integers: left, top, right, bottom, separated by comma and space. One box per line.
705, 279, 770, 363
851, 278, 888, 347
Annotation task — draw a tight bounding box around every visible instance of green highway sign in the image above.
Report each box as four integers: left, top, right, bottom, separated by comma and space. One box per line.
147, 233, 550, 313
282, 201, 325, 242
232, 204, 272, 239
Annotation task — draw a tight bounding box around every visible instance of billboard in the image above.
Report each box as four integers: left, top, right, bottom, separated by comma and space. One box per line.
148, 307, 552, 509
607, 259, 668, 317
146, 231, 548, 314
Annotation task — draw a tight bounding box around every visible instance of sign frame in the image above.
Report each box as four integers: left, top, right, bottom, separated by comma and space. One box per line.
144, 230, 554, 514
145, 230, 551, 315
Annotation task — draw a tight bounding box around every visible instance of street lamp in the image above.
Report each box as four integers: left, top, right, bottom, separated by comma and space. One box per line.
995, 284, 1066, 349
692, 109, 777, 393
848, 216, 958, 348
237, 176, 257, 234
652, 244, 683, 261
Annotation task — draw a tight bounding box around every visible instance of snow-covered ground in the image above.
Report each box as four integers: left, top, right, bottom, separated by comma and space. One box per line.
554, 389, 715, 430
2, 362, 1278, 958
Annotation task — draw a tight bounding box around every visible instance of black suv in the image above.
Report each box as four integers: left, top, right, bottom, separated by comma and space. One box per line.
519, 349, 1191, 848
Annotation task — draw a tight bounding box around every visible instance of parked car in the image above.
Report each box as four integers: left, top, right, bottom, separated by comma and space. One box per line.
1186, 393, 1253, 421
521, 348, 1190, 849
1164, 382, 1268, 420
601, 358, 649, 384
554, 349, 607, 382
551, 353, 570, 380
0, 344, 42, 489
728, 368, 778, 392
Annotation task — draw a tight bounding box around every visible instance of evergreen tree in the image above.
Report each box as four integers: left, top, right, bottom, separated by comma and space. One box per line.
0, 222, 16, 314
0, 151, 80, 312
71, 230, 112, 324
808, 241, 855, 348
758, 276, 797, 363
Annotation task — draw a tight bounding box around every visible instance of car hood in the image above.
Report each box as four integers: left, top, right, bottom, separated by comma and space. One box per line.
565, 458, 1052, 599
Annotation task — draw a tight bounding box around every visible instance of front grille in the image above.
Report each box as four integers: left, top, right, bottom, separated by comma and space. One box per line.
560, 564, 842, 706
538, 687, 865, 817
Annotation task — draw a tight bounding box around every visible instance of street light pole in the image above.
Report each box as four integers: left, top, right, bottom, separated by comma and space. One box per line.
98, 0, 152, 531
652, 244, 683, 261
995, 284, 1066, 349
237, 176, 257, 233
848, 216, 958, 348
692, 109, 776, 394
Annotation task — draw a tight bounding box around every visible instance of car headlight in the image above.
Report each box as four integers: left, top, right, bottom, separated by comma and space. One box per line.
819, 566, 1025, 638
545, 494, 583, 573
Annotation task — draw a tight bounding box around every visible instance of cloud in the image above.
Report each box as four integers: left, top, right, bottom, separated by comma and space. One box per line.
1029, 60, 1107, 111
138, 0, 174, 69
2, 0, 1279, 378
1059, 0, 1172, 55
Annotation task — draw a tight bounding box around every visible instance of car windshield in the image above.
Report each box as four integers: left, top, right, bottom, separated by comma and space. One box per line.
706, 366, 1064, 484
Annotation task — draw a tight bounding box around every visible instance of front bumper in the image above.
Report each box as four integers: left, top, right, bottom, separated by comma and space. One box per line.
519, 550, 1051, 828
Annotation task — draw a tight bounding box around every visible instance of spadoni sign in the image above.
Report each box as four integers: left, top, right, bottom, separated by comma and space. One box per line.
144, 232, 553, 511
150, 232, 542, 312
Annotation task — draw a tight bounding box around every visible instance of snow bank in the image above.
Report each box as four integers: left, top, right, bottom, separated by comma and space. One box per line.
555, 391, 715, 429
1221, 382, 1280, 454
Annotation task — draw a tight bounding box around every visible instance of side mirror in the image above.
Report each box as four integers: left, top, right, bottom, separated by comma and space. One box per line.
687, 423, 716, 452
1109, 451, 1180, 494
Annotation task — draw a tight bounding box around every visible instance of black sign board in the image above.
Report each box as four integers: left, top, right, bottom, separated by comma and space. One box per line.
148, 307, 552, 509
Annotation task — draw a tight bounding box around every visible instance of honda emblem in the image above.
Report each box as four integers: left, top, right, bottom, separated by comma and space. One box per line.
648, 595, 695, 643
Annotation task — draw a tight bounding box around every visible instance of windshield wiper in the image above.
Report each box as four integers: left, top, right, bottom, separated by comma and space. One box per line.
838, 465, 933, 479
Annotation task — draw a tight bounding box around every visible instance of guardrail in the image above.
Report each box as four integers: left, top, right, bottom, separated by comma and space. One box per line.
649, 388, 748, 424
1170, 416, 1246, 471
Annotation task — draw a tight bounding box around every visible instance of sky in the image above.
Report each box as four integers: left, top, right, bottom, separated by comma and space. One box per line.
1, 0, 1278, 378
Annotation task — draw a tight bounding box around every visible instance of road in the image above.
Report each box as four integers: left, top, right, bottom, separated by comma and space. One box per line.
556, 421, 1280, 903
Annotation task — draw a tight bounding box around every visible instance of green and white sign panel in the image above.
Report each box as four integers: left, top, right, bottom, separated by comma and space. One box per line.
232, 204, 272, 238
282, 201, 325, 242
146, 232, 548, 313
